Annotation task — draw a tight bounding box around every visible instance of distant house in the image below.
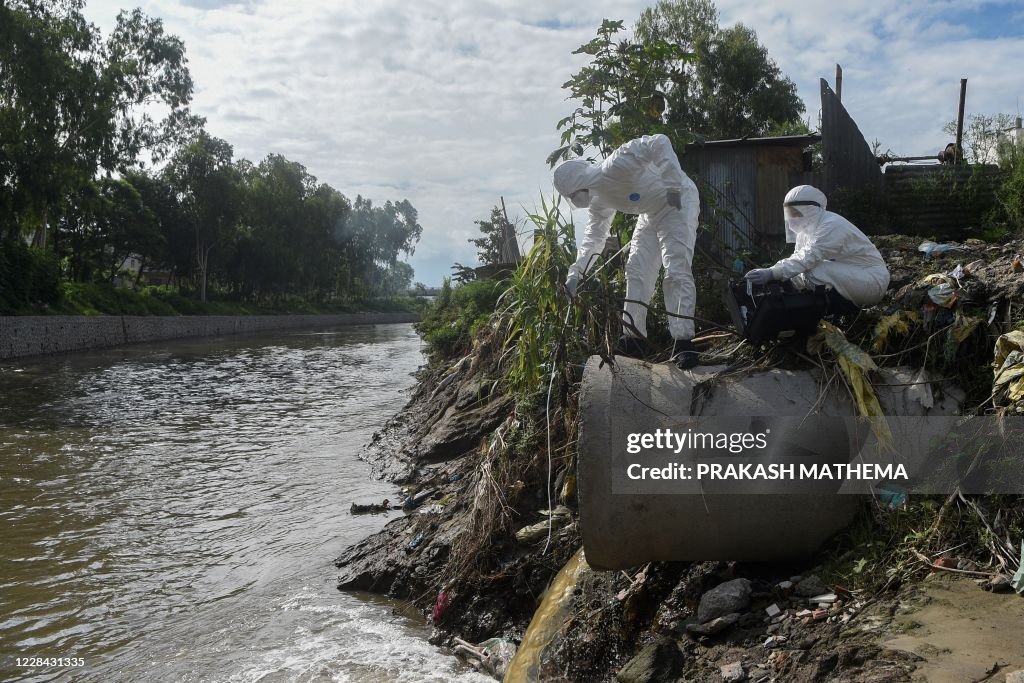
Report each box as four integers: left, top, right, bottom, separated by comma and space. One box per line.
983, 117, 1024, 165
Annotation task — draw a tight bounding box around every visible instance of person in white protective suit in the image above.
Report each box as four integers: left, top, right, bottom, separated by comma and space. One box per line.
744, 185, 890, 313
552, 134, 701, 369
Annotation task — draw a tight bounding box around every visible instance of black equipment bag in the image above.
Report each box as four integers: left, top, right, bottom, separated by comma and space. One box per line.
725, 280, 828, 345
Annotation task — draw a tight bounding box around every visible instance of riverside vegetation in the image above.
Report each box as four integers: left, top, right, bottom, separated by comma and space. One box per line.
336, 192, 1024, 680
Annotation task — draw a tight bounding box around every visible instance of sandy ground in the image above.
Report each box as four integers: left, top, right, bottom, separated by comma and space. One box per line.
883, 576, 1024, 683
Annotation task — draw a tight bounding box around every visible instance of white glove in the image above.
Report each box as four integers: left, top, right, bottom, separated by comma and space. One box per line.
744, 268, 774, 285
565, 273, 579, 298
666, 189, 682, 210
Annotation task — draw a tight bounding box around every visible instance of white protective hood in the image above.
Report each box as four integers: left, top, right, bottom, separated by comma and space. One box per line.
553, 159, 601, 201
783, 185, 827, 244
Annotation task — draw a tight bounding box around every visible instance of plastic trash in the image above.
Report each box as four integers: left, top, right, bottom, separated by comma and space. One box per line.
875, 484, 908, 509
454, 637, 517, 678
927, 283, 958, 307
515, 506, 572, 544
964, 259, 985, 274
918, 241, 960, 257
992, 331, 1024, 403
1012, 541, 1023, 594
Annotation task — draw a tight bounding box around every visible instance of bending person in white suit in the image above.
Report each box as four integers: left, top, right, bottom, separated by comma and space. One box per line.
552, 134, 701, 369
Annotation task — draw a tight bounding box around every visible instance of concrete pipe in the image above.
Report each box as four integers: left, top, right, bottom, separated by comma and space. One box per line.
576, 356, 961, 570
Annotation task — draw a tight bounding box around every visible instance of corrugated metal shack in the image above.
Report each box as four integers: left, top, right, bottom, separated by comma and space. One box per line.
682, 78, 893, 261
681, 134, 820, 258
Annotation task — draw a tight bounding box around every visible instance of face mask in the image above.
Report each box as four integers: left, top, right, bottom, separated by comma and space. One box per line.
783, 202, 821, 242
570, 189, 590, 209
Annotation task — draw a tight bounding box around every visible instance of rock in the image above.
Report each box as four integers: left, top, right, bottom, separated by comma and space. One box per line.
720, 661, 746, 682
615, 637, 685, 683
810, 592, 838, 604
1006, 672, 1024, 683
416, 395, 513, 463
686, 612, 741, 637
794, 575, 828, 597
778, 580, 793, 591
763, 635, 787, 649
765, 603, 781, 617
697, 578, 752, 623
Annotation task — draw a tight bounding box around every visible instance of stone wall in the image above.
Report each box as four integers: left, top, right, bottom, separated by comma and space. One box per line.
0, 313, 420, 360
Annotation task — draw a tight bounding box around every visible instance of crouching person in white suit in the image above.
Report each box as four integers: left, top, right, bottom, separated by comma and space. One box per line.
744, 185, 890, 314
552, 134, 701, 369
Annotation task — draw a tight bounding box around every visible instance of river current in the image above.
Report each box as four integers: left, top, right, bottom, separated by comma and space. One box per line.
0, 323, 489, 682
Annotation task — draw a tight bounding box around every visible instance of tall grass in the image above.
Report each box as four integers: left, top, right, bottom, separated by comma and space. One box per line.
495, 197, 624, 398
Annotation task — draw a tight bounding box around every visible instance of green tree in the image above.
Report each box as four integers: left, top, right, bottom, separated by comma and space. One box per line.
338, 196, 421, 297
164, 132, 242, 302
122, 169, 190, 286
0, 1, 201, 246
93, 177, 161, 282
635, 0, 805, 139
549, 19, 689, 164
469, 204, 516, 265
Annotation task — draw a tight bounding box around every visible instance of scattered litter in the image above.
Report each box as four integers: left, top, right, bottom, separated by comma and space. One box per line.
778, 580, 793, 591
810, 593, 838, 604
947, 263, 964, 280
965, 259, 985, 274
402, 487, 437, 510
432, 590, 450, 623
350, 499, 392, 515
418, 504, 445, 515
406, 530, 425, 551
1013, 254, 1023, 273
1012, 541, 1024, 594
875, 484, 908, 509
992, 331, 1024, 404
454, 636, 516, 678
918, 241, 961, 257
515, 505, 572, 544
906, 367, 934, 409
871, 311, 917, 353
763, 635, 787, 649
927, 282, 958, 307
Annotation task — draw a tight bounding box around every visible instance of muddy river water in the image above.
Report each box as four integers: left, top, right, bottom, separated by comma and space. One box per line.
0, 323, 488, 682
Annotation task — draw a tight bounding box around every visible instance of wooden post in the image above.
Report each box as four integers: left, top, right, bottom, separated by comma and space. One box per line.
835, 64, 843, 101
955, 78, 967, 164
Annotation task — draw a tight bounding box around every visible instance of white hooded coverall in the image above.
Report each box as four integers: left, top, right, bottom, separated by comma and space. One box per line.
553, 134, 700, 340
769, 185, 889, 307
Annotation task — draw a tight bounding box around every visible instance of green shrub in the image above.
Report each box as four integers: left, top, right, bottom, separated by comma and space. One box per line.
994, 148, 1024, 232
417, 278, 504, 360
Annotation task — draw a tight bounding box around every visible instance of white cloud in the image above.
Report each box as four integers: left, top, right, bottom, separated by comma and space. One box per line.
84, 0, 1023, 284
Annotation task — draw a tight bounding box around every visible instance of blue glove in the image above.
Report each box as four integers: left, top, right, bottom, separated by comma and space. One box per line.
744, 268, 774, 285
565, 273, 579, 298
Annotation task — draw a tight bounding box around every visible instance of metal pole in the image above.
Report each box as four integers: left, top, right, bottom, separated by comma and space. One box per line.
955, 78, 967, 164
835, 64, 843, 101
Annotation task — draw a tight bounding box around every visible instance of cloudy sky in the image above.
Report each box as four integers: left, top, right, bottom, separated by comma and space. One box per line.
86, 0, 1024, 285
